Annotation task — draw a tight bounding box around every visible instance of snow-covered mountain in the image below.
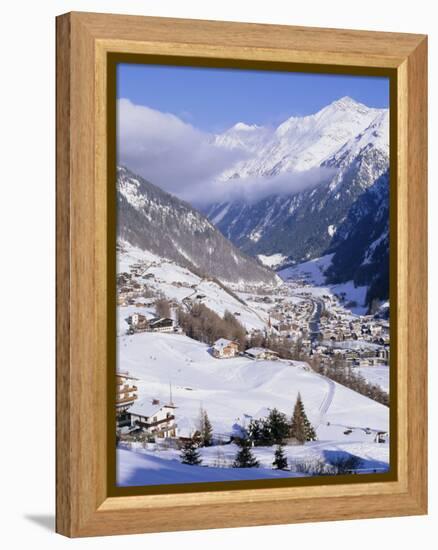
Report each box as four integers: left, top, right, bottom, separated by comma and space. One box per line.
214, 96, 385, 177
117, 166, 278, 287
206, 97, 390, 306
325, 170, 390, 307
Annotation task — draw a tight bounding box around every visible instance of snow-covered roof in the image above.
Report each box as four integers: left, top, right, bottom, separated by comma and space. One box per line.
129, 398, 175, 418
116, 370, 138, 380
245, 347, 279, 357
149, 317, 173, 325
213, 338, 236, 350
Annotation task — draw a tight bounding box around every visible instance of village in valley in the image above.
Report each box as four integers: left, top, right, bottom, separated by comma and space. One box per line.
115, 243, 390, 486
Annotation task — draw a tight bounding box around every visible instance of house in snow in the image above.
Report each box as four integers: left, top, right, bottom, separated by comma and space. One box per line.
212, 338, 239, 359
149, 317, 174, 333
245, 347, 280, 361
127, 312, 150, 332
129, 398, 177, 439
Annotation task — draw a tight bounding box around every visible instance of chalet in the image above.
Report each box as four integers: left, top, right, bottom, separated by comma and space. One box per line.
245, 347, 279, 361
116, 371, 138, 420
127, 312, 149, 332
149, 317, 174, 333
212, 338, 239, 359
129, 398, 177, 439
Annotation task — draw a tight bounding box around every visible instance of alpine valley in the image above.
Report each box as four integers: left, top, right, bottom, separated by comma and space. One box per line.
206, 96, 390, 309
115, 95, 391, 486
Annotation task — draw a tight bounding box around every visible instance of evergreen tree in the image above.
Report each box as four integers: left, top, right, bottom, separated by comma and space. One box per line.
272, 445, 288, 470
180, 438, 202, 465
266, 408, 290, 444
248, 419, 263, 445
303, 413, 317, 442
197, 407, 213, 447
259, 419, 273, 446
290, 393, 317, 443
233, 439, 260, 468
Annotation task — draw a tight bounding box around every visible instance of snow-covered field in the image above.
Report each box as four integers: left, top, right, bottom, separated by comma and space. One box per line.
118, 438, 389, 486
257, 253, 288, 268
117, 332, 389, 486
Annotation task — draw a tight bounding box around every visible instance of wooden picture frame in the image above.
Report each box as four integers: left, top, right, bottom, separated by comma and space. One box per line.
56, 11, 428, 537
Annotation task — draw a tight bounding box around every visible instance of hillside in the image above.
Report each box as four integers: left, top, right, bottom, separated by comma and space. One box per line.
117, 331, 389, 486
117, 166, 278, 287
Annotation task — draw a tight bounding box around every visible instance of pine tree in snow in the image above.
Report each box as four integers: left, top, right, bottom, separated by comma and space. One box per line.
266, 408, 290, 445
197, 407, 213, 447
180, 438, 202, 465
272, 445, 288, 470
233, 439, 260, 468
290, 393, 317, 443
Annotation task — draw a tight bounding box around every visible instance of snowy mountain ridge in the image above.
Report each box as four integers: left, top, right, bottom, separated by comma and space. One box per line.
214, 96, 387, 179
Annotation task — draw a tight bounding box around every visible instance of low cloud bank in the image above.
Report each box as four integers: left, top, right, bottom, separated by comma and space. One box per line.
117, 98, 335, 206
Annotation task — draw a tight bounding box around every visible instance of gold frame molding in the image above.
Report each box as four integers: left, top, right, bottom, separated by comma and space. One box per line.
56, 11, 427, 537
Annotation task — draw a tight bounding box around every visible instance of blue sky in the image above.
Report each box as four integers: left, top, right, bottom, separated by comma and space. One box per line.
117, 63, 389, 132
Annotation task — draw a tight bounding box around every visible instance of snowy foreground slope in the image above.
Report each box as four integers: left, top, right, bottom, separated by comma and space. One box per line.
117, 332, 389, 486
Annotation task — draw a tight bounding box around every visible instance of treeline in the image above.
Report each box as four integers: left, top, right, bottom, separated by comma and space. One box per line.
247, 395, 316, 446
177, 304, 246, 349
180, 395, 317, 471
247, 332, 308, 361
176, 303, 389, 408
308, 356, 389, 407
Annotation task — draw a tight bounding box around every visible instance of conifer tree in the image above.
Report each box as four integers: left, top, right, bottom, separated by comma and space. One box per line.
290, 393, 317, 443
266, 408, 290, 445
272, 445, 288, 470
248, 419, 263, 445
197, 407, 213, 447
180, 438, 202, 465
201, 409, 213, 447
303, 411, 317, 442
233, 439, 260, 468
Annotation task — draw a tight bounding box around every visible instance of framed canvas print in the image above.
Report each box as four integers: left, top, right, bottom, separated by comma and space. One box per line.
56, 12, 428, 537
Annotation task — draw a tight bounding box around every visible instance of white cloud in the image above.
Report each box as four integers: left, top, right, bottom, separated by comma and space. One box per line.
117, 99, 334, 206
117, 99, 247, 200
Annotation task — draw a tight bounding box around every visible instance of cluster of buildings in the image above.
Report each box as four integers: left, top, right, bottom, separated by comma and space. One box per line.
245, 284, 390, 370
319, 313, 390, 346
211, 338, 280, 361
117, 270, 155, 307
126, 313, 177, 334
312, 344, 389, 368
247, 295, 314, 342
